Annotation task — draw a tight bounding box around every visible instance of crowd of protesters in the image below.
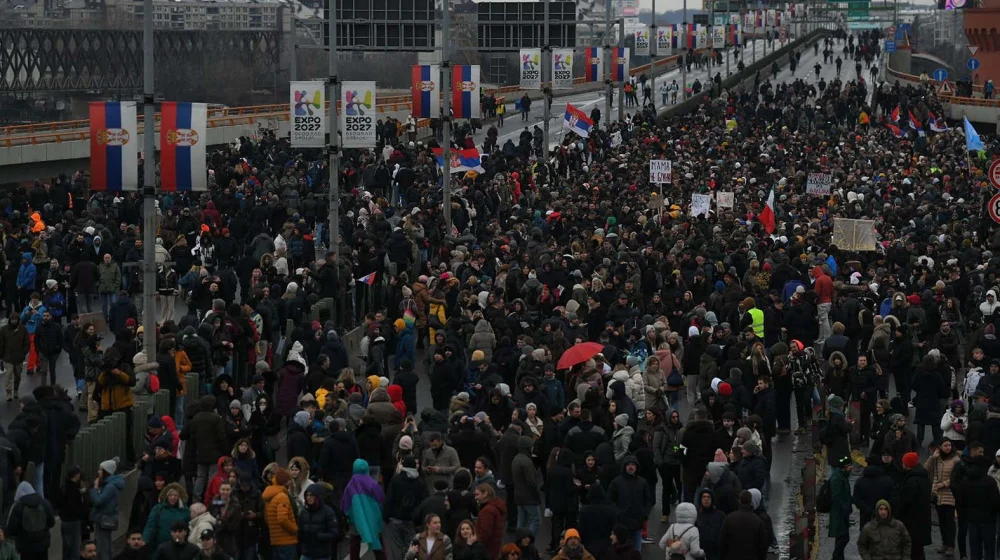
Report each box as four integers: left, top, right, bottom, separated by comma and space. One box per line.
0, 26, 990, 560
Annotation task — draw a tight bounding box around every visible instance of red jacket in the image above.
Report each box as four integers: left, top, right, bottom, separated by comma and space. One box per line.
387, 385, 406, 417
812, 266, 833, 304
474, 498, 507, 559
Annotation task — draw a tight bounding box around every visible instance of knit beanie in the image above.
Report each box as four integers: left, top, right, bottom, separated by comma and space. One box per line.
902, 452, 920, 470
273, 468, 292, 486
614, 413, 629, 428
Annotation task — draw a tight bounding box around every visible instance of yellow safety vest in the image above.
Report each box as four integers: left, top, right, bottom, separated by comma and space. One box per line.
748, 307, 764, 338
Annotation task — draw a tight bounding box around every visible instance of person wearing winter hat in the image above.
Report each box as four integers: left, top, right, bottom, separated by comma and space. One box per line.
613, 414, 634, 462
829, 455, 853, 560
89, 458, 124, 560
557, 528, 595, 559
896, 451, 933, 558
718, 382, 733, 397
263, 467, 298, 555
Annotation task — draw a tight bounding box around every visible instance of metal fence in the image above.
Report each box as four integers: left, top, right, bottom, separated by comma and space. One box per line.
60, 372, 202, 482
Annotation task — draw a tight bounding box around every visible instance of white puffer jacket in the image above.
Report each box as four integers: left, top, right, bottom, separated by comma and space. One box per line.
660, 503, 705, 560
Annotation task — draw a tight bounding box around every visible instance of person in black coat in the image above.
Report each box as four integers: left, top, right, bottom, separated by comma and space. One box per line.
393, 359, 419, 414
719, 491, 769, 560
751, 376, 777, 443
890, 325, 915, 406
681, 411, 717, 503
911, 355, 947, 447
285, 411, 312, 464
544, 449, 579, 554
318, 420, 358, 491
577, 484, 617, 559
735, 441, 768, 492
820, 396, 851, 468
383, 457, 428, 532
954, 456, 1000, 560
449, 419, 492, 470
696, 488, 726, 560
354, 414, 384, 468
895, 452, 932, 559
298, 483, 341, 560
852, 464, 896, 528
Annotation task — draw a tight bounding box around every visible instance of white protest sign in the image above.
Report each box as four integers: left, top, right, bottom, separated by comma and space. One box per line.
611, 131, 623, 148
806, 172, 832, 196
690, 193, 712, 217
650, 159, 672, 184
716, 191, 735, 210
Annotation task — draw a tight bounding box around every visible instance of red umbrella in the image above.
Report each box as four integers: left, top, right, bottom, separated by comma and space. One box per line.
557, 342, 605, 370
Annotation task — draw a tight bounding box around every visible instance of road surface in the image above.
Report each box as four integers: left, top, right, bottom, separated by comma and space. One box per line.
23, 33, 863, 560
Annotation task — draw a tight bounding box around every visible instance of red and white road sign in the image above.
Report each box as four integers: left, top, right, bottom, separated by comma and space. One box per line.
989, 193, 1000, 224
969, 45, 980, 57
990, 159, 1000, 189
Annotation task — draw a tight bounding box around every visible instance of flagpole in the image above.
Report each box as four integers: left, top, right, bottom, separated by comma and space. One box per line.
141, 0, 157, 359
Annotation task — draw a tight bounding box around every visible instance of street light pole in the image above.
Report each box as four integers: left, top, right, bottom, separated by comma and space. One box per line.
708, 1, 715, 92
682, 0, 687, 99
141, 0, 156, 360
618, 17, 624, 122
327, 0, 340, 256
542, 0, 551, 158
604, 0, 612, 126
650, 0, 657, 108
442, 0, 452, 234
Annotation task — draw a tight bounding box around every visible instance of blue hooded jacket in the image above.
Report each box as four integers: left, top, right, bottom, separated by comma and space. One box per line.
16, 253, 35, 290
394, 324, 415, 369
89, 474, 126, 521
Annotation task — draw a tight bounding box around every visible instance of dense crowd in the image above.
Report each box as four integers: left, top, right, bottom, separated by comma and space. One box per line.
0, 27, 992, 560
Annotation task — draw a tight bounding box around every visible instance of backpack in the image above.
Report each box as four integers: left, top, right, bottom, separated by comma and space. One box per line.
666, 360, 684, 387
816, 478, 832, 513
21, 501, 48, 533
665, 525, 693, 560
963, 368, 984, 402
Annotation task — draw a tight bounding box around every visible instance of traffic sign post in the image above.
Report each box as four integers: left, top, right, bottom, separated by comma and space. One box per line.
969, 58, 981, 71
989, 159, 1000, 189
969, 45, 980, 57
989, 192, 1000, 224
938, 80, 954, 95
885, 40, 896, 53
933, 68, 948, 82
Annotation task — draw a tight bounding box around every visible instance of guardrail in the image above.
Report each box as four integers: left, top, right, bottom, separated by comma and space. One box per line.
1, 43, 745, 148
886, 64, 1000, 107
59, 371, 202, 482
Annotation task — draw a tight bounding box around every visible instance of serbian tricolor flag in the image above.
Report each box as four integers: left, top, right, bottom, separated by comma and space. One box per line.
727, 24, 742, 46
610, 47, 629, 82
411, 65, 440, 118
89, 101, 138, 191
755, 11, 764, 27
432, 147, 485, 173
357, 272, 377, 286
451, 65, 481, 119
564, 103, 593, 137
585, 47, 602, 82
929, 115, 949, 132
907, 110, 923, 131
890, 104, 900, 123
886, 122, 905, 138
671, 25, 681, 48
685, 24, 696, 49
160, 102, 208, 192
758, 187, 776, 234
